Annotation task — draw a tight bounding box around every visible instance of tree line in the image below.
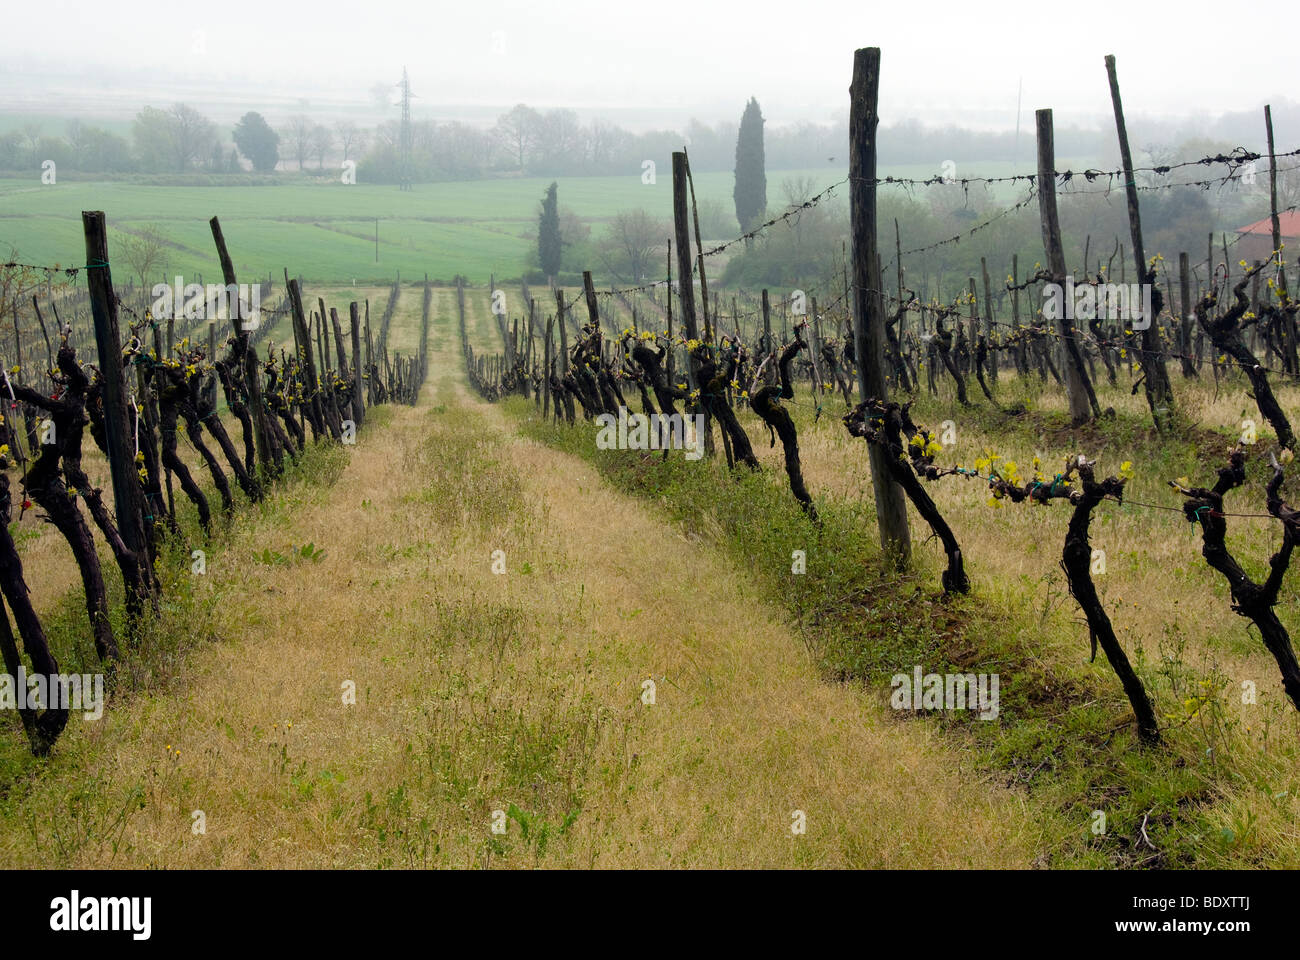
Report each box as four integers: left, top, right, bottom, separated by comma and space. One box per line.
0, 97, 1127, 183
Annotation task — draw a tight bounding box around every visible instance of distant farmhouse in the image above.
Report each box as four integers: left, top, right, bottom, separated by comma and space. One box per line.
1234, 211, 1300, 263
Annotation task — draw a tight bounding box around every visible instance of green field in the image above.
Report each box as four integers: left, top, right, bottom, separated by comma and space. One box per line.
0, 160, 1076, 286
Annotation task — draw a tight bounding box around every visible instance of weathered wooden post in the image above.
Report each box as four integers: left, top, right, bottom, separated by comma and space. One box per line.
1265, 104, 1298, 373
286, 274, 336, 439
1103, 54, 1174, 431
349, 302, 365, 427
761, 288, 772, 353
527, 297, 536, 404
556, 290, 570, 376
1178, 252, 1198, 378
210, 216, 277, 478
849, 47, 911, 565
671, 153, 700, 366
329, 307, 347, 378
981, 256, 997, 383
82, 211, 155, 613
314, 303, 328, 381
894, 219, 907, 359
582, 271, 600, 332
684, 150, 713, 344
967, 277, 978, 362
673, 150, 730, 458
808, 294, 824, 397
543, 313, 554, 419
1036, 108, 1098, 426
364, 299, 375, 407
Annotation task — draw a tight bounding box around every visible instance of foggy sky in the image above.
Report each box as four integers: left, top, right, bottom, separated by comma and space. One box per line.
0, 0, 1288, 131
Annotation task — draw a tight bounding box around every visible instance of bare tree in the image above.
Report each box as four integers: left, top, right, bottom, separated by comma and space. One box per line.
0, 248, 52, 358
309, 125, 334, 172
166, 104, 217, 172
694, 198, 736, 239
533, 109, 581, 169
412, 119, 437, 153
600, 209, 667, 283
20, 123, 41, 165
65, 119, 89, 167
493, 104, 541, 170
119, 226, 171, 309
781, 175, 819, 208
335, 121, 366, 163
284, 115, 313, 171
585, 119, 630, 172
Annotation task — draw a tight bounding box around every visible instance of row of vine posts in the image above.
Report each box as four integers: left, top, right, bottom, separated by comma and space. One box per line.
1, 212, 426, 755
452, 48, 1300, 748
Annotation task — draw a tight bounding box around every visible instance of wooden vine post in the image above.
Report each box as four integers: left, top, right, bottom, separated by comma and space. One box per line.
761, 289, 771, 352
349, 302, 365, 427
1035, 109, 1098, 426
1178, 252, 1198, 378
1264, 104, 1299, 374
81, 211, 155, 616
1103, 54, 1174, 432
849, 47, 911, 566
671, 152, 702, 394
210, 216, 277, 480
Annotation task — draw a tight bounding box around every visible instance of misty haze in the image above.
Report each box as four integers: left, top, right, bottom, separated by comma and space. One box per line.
0, 0, 1294, 933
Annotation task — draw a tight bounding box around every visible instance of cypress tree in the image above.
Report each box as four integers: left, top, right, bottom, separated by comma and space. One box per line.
733, 97, 767, 236
539, 181, 562, 281
232, 111, 280, 173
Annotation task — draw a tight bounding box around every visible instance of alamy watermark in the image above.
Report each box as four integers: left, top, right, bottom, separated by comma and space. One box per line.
1043, 276, 1152, 331
1, 667, 104, 721
595, 406, 705, 461
150, 278, 261, 331
890, 665, 999, 720
50, 890, 150, 940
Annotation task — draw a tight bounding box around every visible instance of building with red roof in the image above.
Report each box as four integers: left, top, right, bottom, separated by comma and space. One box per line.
1234, 211, 1300, 263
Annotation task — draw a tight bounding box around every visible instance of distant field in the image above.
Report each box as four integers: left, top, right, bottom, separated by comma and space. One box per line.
0, 160, 1085, 285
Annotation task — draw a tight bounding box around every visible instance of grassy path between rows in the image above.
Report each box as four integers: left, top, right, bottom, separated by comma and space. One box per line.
0, 306, 1048, 868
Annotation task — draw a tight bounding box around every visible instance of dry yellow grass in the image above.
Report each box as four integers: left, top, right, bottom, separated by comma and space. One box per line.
742, 374, 1300, 724
0, 296, 1053, 868
8, 285, 1300, 867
